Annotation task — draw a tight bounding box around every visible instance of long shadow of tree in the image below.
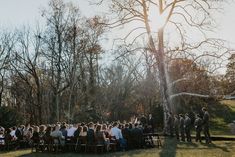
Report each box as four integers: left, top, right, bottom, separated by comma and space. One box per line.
159, 137, 177, 157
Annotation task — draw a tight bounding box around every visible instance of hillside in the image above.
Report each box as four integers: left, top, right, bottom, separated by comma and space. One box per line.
210, 100, 235, 135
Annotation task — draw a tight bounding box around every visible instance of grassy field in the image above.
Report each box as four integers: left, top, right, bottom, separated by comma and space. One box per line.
209, 100, 235, 135
1, 138, 235, 157
0, 100, 234, 157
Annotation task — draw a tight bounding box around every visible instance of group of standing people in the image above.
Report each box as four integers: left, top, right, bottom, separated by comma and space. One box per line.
167, 107, 211, 144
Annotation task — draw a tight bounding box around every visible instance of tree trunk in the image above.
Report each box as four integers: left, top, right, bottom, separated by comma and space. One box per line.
142, 0, 172, 132
157, 28, 171, 133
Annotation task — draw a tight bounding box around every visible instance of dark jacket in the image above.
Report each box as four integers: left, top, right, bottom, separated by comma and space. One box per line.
174, 117, 179, 130
147, 117, 155, 127
203, 111, 210, 127
87, 128, 95, 144
184, 117, 191, 129
179, 117, 184, 130
15, 128, 23, 140
194, 117, 203, 131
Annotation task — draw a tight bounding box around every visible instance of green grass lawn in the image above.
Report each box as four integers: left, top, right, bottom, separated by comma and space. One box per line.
209, 100, 235, 135
1, 100, 234, 157
1, 138, 234, 157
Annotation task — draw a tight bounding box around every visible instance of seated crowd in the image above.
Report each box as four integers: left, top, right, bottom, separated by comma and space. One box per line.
0, 120, 156, 153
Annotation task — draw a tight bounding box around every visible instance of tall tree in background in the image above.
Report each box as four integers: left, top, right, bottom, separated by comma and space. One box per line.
0, 31, 15, 107
97, 0, 229, 131
40, 0, 105, 122
0, 0, 233, 126
225, 53, 235, 95
42, 0, 72, 122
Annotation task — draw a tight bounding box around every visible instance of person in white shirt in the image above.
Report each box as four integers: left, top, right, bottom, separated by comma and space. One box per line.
67, 124, 77, 137
111, 123, 123, 140
50, 125, 65, 146
10, 127, 16, 138
0, 128, 5, 145
111, 122, 126, 151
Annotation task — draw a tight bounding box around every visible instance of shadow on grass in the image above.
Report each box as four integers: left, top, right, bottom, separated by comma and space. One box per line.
16, 148, 159, 157
159, 137, 177, 157
3, 139, 233, 157
200, 142, 230, 152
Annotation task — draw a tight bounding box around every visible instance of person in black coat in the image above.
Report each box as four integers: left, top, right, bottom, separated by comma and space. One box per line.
174, 115, 180, 140
122, 123, 130, 150
131, 123, 143, 149
167, 112, 174, 136
147, 114, 155, 133
202, 107, 211, 144
179, 114, 185, 142
194, 114, 203, 142
87, 122, 95, 145
184, 113, 192, 142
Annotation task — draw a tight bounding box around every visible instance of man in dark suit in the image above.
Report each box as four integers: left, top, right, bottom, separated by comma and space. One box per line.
15, 125, 24, 141
122, 123, 130, 150
147, 114, 155, 133
202, 107, 211, 144
194, 114, 202, 142
179, 114, 185, 141
87, 122, 95, 145
131, 123, 143, 149
184, 113, 192, 142
167, 112, 174, 136
174, 115, 180, 140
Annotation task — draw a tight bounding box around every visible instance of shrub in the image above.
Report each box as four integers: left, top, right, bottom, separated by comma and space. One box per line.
0, 106, 23, 128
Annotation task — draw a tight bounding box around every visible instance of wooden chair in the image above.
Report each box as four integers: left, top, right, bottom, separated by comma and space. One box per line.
86, 143, 95, 153
0, 137, 5, 151
94, 136, 105, 154
50, 137, 61, 153
156, 135, 162, 148
76, 136, 87, 153
43, 136, 53, 152
31, 140, 38, 152
5, 139, 17, 151
31, 137, 45, 152
66, 137, 76, 152
95, 144, 104, 153
109, 136, 117, 152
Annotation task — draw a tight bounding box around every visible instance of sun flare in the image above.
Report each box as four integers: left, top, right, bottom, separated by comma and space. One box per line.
149, 8, 168, 31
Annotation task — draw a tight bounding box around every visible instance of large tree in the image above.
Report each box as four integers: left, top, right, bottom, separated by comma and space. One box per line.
96, 0, 230, 131
225, 53, 235, 95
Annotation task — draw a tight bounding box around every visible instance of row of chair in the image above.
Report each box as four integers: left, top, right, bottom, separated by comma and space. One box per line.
31, 136, 118, 154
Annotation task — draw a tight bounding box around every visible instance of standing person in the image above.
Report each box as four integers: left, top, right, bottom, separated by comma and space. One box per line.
174, 115, 180, 140
147, 114, 155, 133
179, 114, 185, 141
167, 112, 174, 137
184, 113, 192, 142
202, 107, 211, 144
194, 114, 202, 142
